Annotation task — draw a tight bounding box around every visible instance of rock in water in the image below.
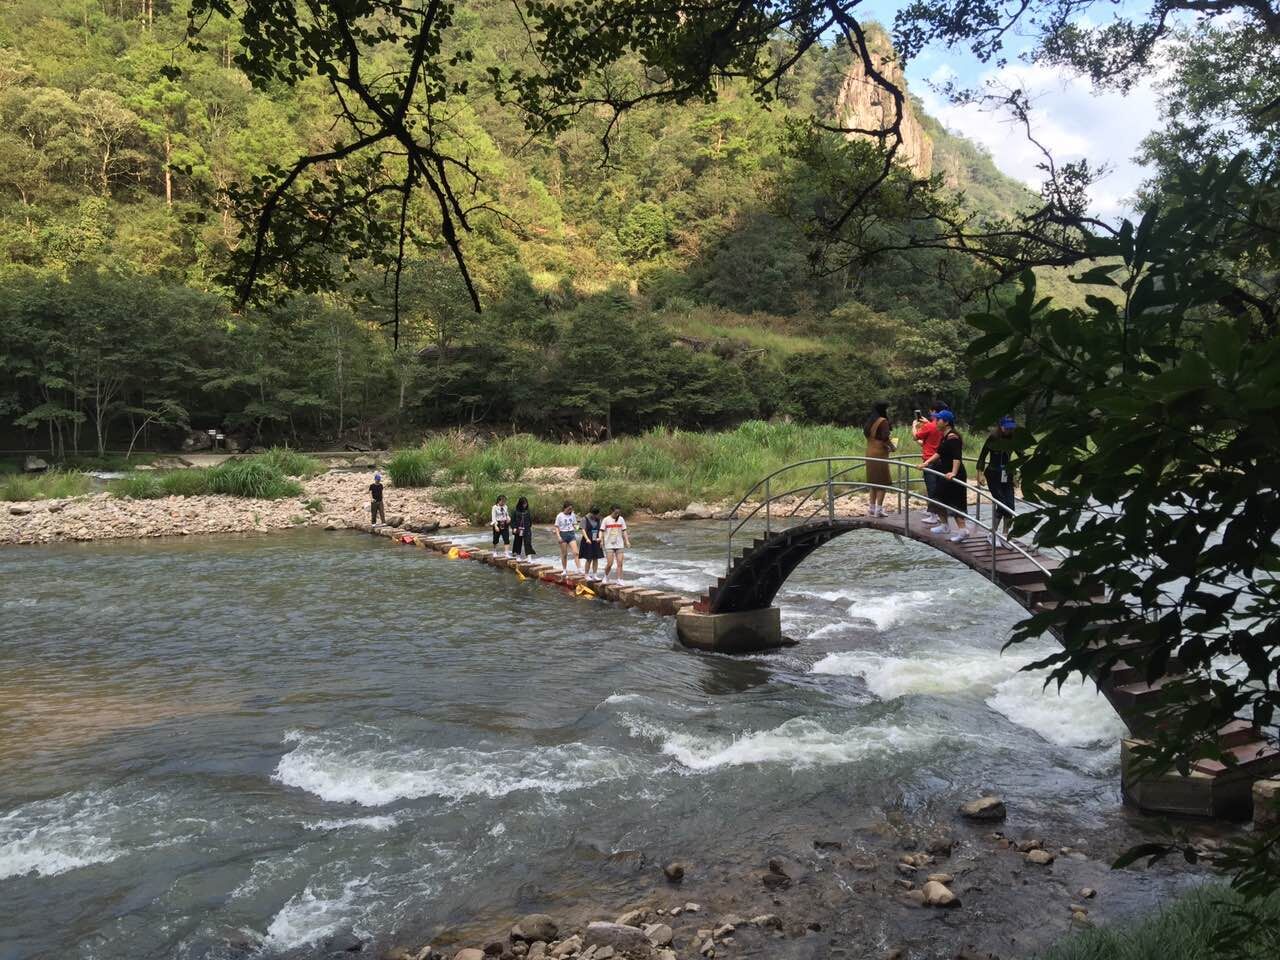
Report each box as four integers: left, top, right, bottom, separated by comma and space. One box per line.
583, 922, 652, 957
454, 951, 486, 960
681, 502, 716, 520
642, 924, 673, 948
958, 796, 1007, 821
922, 880, 960, 908
663, 862, 685, 883
22, 455, 48, 473
1026, 849, 1055, 866
512, 916, 558, 943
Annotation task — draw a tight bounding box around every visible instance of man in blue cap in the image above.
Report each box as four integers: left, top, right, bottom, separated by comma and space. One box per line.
369, 472, 386, 526
977, 416, 1018, 546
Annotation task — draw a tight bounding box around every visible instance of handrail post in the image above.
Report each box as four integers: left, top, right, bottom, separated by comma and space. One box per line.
903, 466, 910, 534
827, 459, 835, 523
896, 458, 903, 517
765, 478, 771, 536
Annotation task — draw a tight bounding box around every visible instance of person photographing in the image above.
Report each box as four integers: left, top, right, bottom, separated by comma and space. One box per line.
977, 416, 1019, 547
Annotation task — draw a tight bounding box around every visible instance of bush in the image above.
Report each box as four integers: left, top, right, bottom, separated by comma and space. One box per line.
107, 473, 165, 499
259, 447, 323, 478
386, 448, 436, 487
158, 469, 211, 496
577, 458, 608, 481
206, 460, 302, 499
1, 470, 93, 501
1038, 884, 1280, 960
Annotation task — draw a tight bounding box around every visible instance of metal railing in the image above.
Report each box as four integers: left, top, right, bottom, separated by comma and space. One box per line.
723, 456, 1056, 585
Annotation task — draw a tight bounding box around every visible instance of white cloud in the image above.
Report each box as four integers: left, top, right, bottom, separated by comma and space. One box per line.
917, 61, 1161, 220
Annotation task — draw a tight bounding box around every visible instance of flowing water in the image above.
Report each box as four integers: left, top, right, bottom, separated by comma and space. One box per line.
0, 523, 1136, 959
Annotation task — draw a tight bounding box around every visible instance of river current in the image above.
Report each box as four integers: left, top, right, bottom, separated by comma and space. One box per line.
1, 523, 1131, 959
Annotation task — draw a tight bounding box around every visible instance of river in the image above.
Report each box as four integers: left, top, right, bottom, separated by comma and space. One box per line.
1, 523, 1184, 959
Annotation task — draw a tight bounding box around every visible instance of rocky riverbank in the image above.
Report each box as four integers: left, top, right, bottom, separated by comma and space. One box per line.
311, 795, 1213, 960
0, 470, 467, 546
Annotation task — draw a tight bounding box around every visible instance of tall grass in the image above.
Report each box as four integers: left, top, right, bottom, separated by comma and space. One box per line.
1038, 884, 1280, 960
206, 459, 302, 499
107, 473, 165, 499
402, 419, 954, 520
0, 470, 93, 502
259, 446, 323, 478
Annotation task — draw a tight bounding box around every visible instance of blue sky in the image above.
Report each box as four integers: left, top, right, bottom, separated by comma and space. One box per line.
857, 0, 1165, 218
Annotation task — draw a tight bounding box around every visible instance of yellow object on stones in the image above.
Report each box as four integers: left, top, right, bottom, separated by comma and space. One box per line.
447, 546, 461, 559
575, 583, 596, 599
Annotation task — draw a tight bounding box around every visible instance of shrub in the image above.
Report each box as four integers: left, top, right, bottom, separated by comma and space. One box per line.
259, 446, 323, 478
158, 469, 211, 497
1, 470, 93, 502
577, 458, 608, 481
386, 449, 436, 487
206, 460, 302, 499
107, 473, 164, 499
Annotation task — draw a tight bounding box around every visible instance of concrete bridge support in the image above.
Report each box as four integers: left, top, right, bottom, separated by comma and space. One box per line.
675, 606, 784, 653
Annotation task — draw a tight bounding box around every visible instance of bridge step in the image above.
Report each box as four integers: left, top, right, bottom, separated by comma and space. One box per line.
1110, 674, 1210, 712
1192, 741, 1280, 776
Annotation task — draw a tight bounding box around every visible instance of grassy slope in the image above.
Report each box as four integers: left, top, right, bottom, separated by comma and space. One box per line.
1038, 885, 1280, 960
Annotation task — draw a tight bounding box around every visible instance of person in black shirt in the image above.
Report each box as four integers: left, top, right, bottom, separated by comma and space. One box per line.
977, 416, 1018, 546
928, 410, 970, 543
512, 496, 536, 557
369, 472, 386, 525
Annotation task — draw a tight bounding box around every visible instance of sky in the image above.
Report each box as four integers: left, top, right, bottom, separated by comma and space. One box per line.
860, 0, 1165, 219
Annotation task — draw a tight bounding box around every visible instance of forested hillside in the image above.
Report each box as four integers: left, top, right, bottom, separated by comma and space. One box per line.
0, 1, 1038, 455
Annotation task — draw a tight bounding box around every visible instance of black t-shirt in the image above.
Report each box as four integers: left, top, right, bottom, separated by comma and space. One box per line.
369, 481, 383, 502
937, 432, 966, 482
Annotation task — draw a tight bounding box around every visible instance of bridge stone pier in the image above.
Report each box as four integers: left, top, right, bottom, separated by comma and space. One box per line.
675, 606, 783, 653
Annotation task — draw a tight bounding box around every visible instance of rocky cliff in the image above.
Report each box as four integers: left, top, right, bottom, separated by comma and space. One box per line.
834, 39, 933, 177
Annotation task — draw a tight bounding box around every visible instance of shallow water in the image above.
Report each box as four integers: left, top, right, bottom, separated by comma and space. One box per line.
0, 524, 1131, 959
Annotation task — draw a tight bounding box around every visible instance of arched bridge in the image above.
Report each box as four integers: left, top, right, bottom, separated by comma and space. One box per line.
675, 456, 1279, 819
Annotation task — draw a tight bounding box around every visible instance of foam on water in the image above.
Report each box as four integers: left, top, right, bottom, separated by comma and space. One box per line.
626, 716, 937, 771
786, 587, 946, 631
987, 674, 1127, 747
304, 815, 398, 832
0, 790, 143, 880
262, 876, 372, 950
274, 731, 645, 806
811, 649, 1015, 698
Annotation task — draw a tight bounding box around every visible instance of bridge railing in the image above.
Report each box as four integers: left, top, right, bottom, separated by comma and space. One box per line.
723, 456, 1056, 584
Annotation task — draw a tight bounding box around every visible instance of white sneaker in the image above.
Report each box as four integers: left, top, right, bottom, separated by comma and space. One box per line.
949, 531, 969, 543
930, 524, 950, 534
921, 513, 939, 524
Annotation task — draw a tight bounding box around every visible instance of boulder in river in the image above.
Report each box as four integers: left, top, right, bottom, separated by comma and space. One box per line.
662, 861, 685, 883
958, 796, 1007, 821
642, 923, 672, 947
922, 880, 960, 908
583, 921, 652, 956
681, 502, 716, 520
512, 916, 558, 943
1026, 849, 1055, 866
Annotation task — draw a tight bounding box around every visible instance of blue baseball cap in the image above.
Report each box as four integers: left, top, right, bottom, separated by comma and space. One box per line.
999, 416, 1016, 429
374, 473, 382, 482
934, 409, 956, 424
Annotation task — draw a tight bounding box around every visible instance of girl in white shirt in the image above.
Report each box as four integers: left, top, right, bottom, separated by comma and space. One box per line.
491, 495, 511, 556
601, 505, 630, 582
552, 500, 580, 573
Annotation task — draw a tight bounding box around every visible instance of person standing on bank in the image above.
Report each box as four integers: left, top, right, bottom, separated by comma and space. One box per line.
977, 416, 1018, 546
601, 505, 631, 583
512, 496, 536, 557
369, 472, 386, 526
553, 500, 580, 573
863, 402, 894, 517
930, 410, 970, 543
580, 506, 604, 581
491, 494, 512, 557
914, 403, 945, 523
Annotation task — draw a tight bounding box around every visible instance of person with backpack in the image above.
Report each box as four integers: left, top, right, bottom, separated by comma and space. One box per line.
977, 416, 1019, 546
913, 402, 946, 523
